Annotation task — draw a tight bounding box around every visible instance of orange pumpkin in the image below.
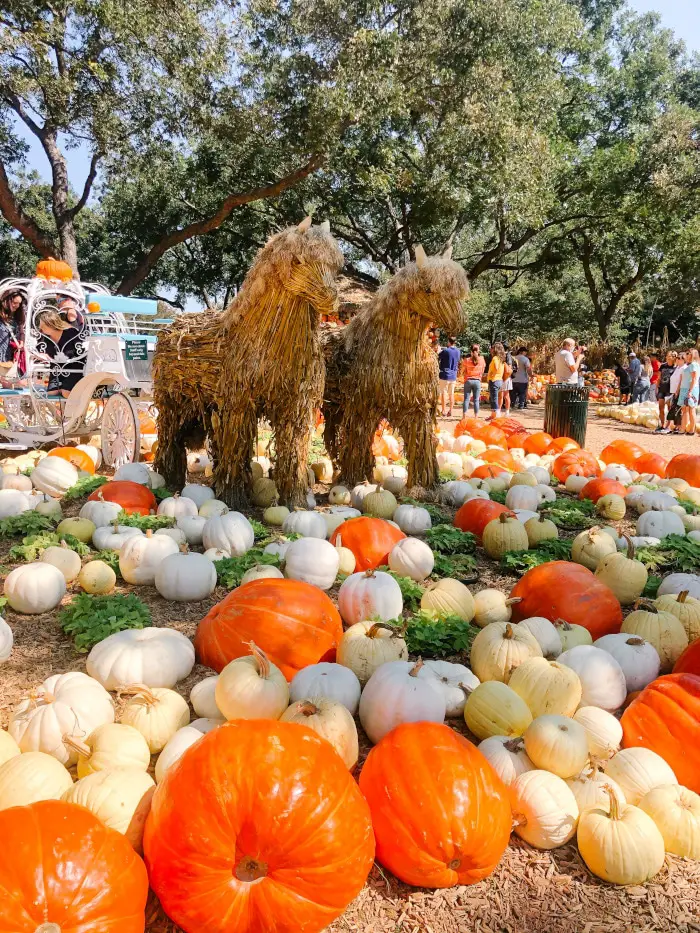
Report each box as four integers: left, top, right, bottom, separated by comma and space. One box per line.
551, 449, 601, 484
522, 431, 553, 456
621, 673, 700, 792
48, 446, 96, 474
454, 498, 509, 538
600, 440, 645, 468
471, 424, 507, 449
471, 463, 508, 480
138, 411, 157, 434
36, 256, 73, 282
454, 416, 484, 438
507, 432, 528, 449
674, 638, 700, 676
510, 561, 622, 640
490, 417, 524, 437
144, 720, 375, 933
634, 451, 668, 478
545, 436, 580, 455
480, 449, 521, 472
88, 480, 156, 515
373, 432, 401, 461
667, 454, 700, 488
329, 516, 405, 571
359, 722, 511, 887
195, 578, 344, 679
0, 800, 148, 932
579, 477, 628, 502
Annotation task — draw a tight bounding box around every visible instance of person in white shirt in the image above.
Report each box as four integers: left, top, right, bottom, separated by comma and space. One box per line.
554, 338, 584, 385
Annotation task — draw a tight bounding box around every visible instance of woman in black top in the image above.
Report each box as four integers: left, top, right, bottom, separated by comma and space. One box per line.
655, 350, 678, 431
0, 289, 25, 380
36, 301, 87, 397
614, 361, 631, 404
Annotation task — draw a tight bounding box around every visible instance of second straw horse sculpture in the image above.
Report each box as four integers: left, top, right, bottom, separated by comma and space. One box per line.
323, 246, 469, 489
153, 218, 343, 507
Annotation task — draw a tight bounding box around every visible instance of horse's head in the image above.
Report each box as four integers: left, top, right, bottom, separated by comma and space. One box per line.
392, 245, 470, 334
255, 217, 344, 318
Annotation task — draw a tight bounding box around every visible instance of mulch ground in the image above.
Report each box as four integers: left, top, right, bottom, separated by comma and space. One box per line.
1, 434, 700, 933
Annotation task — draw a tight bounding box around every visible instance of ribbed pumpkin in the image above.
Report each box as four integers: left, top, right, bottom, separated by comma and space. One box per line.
552, 450, 601, 484
144, 720, 375, 933
507, 432, 529, 449
470, 621, 542, 684
471, 463, 507, 480
471, 424, 507, 449
510, 562, 623, 640
665, 454, 700, 488
674, 638, 700, 675
600, 440, 645, 468
48, 446, 96, 474
359, 722, 511, 888
579, 478, 627, 503
621, 602, 688, 673
621, 673, 700, 792
523, 432, 553, 456
482, 512, 529, 560
635, 452, 668, 478
195, 578, 343, 680
454, 415, 483, 438
480, 449, 520, 472
545, 436, 580, 455
329, 517, 405, 571
88, 480, 156, 516
655, 591, 700, 643
454, 498, 508, 538
36, 256, 73, 281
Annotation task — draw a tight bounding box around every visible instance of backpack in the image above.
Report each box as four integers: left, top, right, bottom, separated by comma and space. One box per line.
503, 352, 513, 380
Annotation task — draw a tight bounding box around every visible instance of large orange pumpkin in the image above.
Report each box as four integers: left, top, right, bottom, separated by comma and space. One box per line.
673, 638, 700, 676
579, 477, 628, 502
480, 449, 521, 472
329, 516, 405, 571
48, 445, 96, 474
454, 498, 509, 538
88, 480, 156, 515
510, 561, 622, 640
490, 417, 523, 437
667, 454, 700, 488
0, 799, 148, 932
471, 463, 508, 480
621, 673, 700, 793
36, 256, 73, 282
634, 451, 668, 478
545, 436, 580, 455
471, 424, 507, 449
523, 431, 553, 456
359, 722, 511, 888
195, 578, 343, 679
145, 720, 375, 933
600, 440, 645, 468
454, 416, 484, 438
552, 449, 601, 484
507, 432, 528, 450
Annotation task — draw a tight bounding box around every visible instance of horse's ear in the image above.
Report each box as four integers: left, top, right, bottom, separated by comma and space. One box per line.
414, 244, 428, 269
319, 220, 330, 233
442, 244, 453, 260
297, 216, 312, 232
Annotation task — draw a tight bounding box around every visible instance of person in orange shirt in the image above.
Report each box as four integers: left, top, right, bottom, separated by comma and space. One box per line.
461, 343, 486, 415
486, 343, 506, 419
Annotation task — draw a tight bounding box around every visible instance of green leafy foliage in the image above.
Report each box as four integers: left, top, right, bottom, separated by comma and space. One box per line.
9, 532, 91, 562
425, 525, 476, 556
92, 550, 122, 577
432, 552, 478, 579
214, 550, 282, 589
676, 500, 700, 515
541, 497, 596, 529
117, 511, 175, 530
250, 519, 269, 542
0, 512, 56, 538
376, 569, 424, 611
501, 538, 573, 574
59, 593, 152, 652
642, 575, 662, 599
62, 475, 109, 501
488, 489, 508, 505
439, 469, 458, 483
401, 612, 479, 658
633, 535, 700, 574
153, 487, 174, 502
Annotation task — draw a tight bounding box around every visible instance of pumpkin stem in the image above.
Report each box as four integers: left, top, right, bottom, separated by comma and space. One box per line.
504, 623, 514, 640
234, 856, 268, 883
604, 784, 621, 821
511, 812, 527, 829
62, 734, 91, 758
622, 534, 635, 560
35, 925, 62, 933
409, 659, 424, 677
625, 636, 646, 647
367, 621, 404, 639
678, 590, 689, 604
634, 599, 657, 613
118, 683, 157, 705
554, 617, 572, 630
112, 519, 120, 531
363, 569, 377, 578
246, 641, 271, 679
457, 681, 474, 697
179, 543, 189, 554
500, 511, 516, 523
297, 700, 319, 717
145, 529, 153, 539
505, 597, 523, 607
504, 737, 525, 753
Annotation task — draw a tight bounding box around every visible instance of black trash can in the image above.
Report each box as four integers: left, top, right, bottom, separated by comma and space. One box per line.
544, 383, 590, 447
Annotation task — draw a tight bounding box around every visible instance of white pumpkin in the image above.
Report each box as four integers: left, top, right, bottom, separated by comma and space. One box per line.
322, 507, 360, 537
35, 493, 63, 520
571, 526, 618, 571
120, 685, 190, 753
9, 672, 114, 765
334, 536, 356, 575
359, 659, 446, 744
350, 482, 378, 510
114, 462, 153, 487
517, 617, 562, 659
602, 464, 633, 484
523, 715, 589, 780
177, 515, 207, 546
567, 768, 627, 813
202, 511, 255, 555
0, 618, 13, 663
0, 730, 20, 766
437, 450, 463, 477
30, 456, 78, 496
555, 619, 593, 651
78, 560, 117, 595
510, 769, 579, 848
157, 493, 198, 520
241, 564, 284, 584
263, 538, 292, 560
289, 662, 362, 715
264, 504, 291, 526
388, 537, 434, 582
603, 747, 678, 805
87, 627, 195, 690
189, 676, 223, 720
155, 526, 187, 546
508, 658, 582, 718
638, 784, 700, 859
92, 522, 143, 552
422, 659, 479, 717
470, 621, 542, 684
441, 481, 488, 507
40, 542, 82, 582
119, 529, 179, 585
0, 488, 32, 518
0, 472, 32, 492
505, 485, 540, 512
637, 490, 678, 514
0, 751, 73, 810
187, 451, 211, 474
557, 645, 627, 712
62, 768, 155, 851
565, 474, 592, 494
337, 620, 408, 685
594, 633, 660, 692
393, 503, 432, 535
473, 589, 520, 628
76, 444, 101, 469
421, 578, 475, 622
215, 643, 289, 720
154, 718, 221, 783
337, 570, 403, 625
203, 547, 229, 562
180, 483, 215, 508
68, 722, 152, 777
637, 509, 685, 539
657, 573, 700, 600
199, 498, 229, 519
328, 485, 352, 506
281, 509, 328, 539
478, 735, 535, 786
4, 561, 66, 614
281, 698, 359, 769
573, 706, 623, 759
154, 550, 217, 602
283, 537, 340, 590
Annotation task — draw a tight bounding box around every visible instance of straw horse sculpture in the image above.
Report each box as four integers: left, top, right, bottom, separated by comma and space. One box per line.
153, 218, 344, 506
323, 247, 469, 488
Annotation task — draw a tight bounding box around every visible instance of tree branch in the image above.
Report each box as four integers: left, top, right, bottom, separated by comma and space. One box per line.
116, 153, 325, 294
67, 151, 101, 218
2, 89, 45, 139
0, 159, 56, 256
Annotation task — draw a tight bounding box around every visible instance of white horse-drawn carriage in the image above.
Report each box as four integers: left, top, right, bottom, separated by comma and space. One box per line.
0, 272, 172, 467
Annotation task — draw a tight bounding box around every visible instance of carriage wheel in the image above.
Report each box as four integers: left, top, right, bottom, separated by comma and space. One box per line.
101, 393, 141, 468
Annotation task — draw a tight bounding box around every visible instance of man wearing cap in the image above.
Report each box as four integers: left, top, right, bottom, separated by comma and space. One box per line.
627, 352, 641, 403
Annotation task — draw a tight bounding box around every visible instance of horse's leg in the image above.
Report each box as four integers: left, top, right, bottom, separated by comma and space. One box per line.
271, 401, 314, 508
213, 399, 256, 509
154, 395, 189, 489
397, 410, 439, 490
336, 407, 377, 486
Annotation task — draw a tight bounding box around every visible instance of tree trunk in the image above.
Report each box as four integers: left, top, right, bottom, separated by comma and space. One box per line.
42, 132, 79, 276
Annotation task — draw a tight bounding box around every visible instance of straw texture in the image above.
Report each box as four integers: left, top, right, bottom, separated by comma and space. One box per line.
153, 222, 344, 507
323, 254, 469, 488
